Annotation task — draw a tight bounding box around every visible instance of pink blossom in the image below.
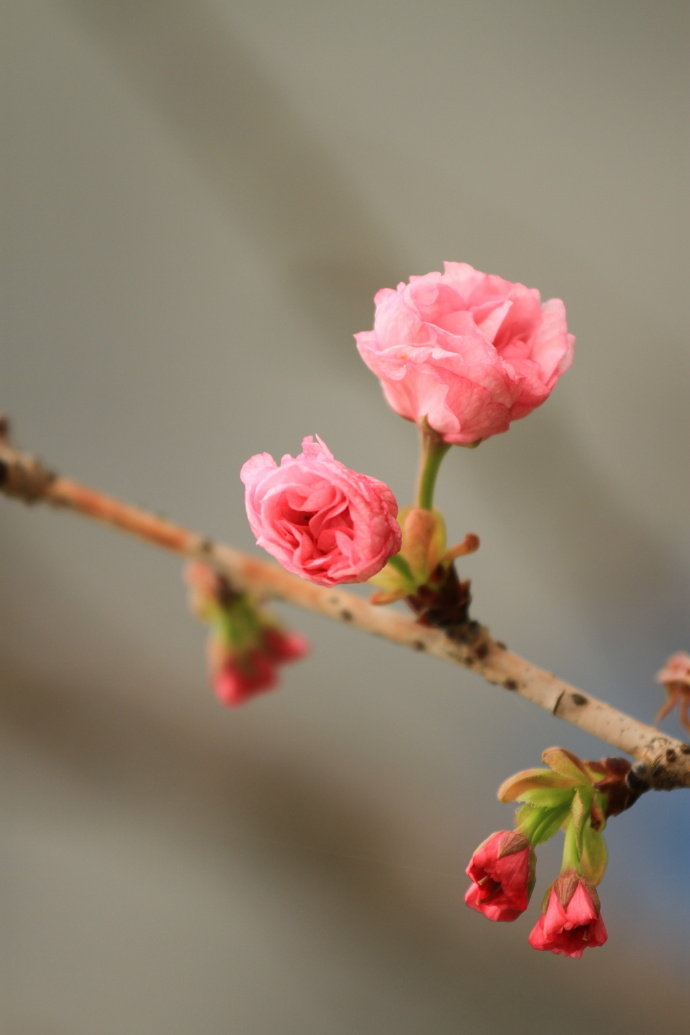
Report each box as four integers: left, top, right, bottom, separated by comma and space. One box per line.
355, 262, 574, 444
464, 830, 535, 921
213, 651, 277, 706
184, 562, 308, 707
241, 436, 402, 586
262, 626, 309, 663
655, 651, 690, 733
210, 632, 307, 708
528, 873, 607, 958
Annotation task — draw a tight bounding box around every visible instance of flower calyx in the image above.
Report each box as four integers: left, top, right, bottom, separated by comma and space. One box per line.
370, 504, 480, 635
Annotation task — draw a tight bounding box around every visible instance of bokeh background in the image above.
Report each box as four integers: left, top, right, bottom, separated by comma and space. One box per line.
3, 2, 689, 1033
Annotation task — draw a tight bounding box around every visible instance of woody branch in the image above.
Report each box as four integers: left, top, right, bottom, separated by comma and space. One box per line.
1, 428, 688, 791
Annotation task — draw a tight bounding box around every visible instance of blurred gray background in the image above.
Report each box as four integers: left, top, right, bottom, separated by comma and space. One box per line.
3, 1, 689, 1033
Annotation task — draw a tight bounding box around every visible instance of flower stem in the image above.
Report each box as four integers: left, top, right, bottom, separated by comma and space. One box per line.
386, 552, 414, 581
415, 425, 451, 510
561, 820, 582, 876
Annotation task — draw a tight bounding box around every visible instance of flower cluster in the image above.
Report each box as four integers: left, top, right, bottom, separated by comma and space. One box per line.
463, 747, 631, 958
184, 562, 307, 706
241, 263, 572, 591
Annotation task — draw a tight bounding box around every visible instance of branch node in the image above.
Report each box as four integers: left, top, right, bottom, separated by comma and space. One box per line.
0, 442, 56, 503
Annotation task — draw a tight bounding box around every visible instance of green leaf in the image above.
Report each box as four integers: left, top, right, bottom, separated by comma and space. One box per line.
580, 825, 608, 885
515, 801, 572, 846
498, 768, 578, 803
511, 786, 575, 808
569, 787, 591, 853
542, 747, 588, 782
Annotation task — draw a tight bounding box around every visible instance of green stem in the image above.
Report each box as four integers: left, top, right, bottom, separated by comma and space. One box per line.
415, 425, 451, 510
561, 820, 582, 875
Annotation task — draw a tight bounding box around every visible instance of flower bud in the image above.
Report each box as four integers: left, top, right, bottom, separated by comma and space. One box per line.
214, 652, 277, 707
464, 831, 536, 922
528, 872, 607, 958
184, 563, 307, 707
241, 436, 401, 586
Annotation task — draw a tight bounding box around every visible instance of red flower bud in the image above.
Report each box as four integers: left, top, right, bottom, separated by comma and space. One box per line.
465, 831, 535, 922
528, 872, 607, 958
214, 652, 277, 707
184, 563, 308, 707
261, 627, 309, 663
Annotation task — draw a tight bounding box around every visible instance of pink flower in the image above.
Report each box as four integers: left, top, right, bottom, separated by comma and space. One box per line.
464, 830, 536, 921
214, 651, 277, 706
184, 563, 308, 707
241, 436, 402, 586
262, 626, 309, 663
655, 651, 690, 733
355, 262, 574, 444
528, 873, 607, 958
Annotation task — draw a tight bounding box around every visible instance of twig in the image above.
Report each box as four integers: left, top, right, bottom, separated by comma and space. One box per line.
1, 427, 688, 791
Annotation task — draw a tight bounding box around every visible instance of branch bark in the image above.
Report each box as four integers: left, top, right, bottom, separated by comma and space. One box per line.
2, 429, 688, 790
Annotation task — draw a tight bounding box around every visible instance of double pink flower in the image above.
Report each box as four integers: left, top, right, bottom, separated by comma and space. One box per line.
241, 436, 401, 586
356, 262, 574, 445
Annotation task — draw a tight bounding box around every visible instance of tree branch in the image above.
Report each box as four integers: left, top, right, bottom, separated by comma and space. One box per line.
2, 427, 688, 790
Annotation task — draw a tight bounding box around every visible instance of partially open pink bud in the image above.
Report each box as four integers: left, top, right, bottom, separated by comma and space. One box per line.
241, 436, 401, 586
655, 651, 690, 733
528, 872, 607, 958
464, 831, 536, 921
